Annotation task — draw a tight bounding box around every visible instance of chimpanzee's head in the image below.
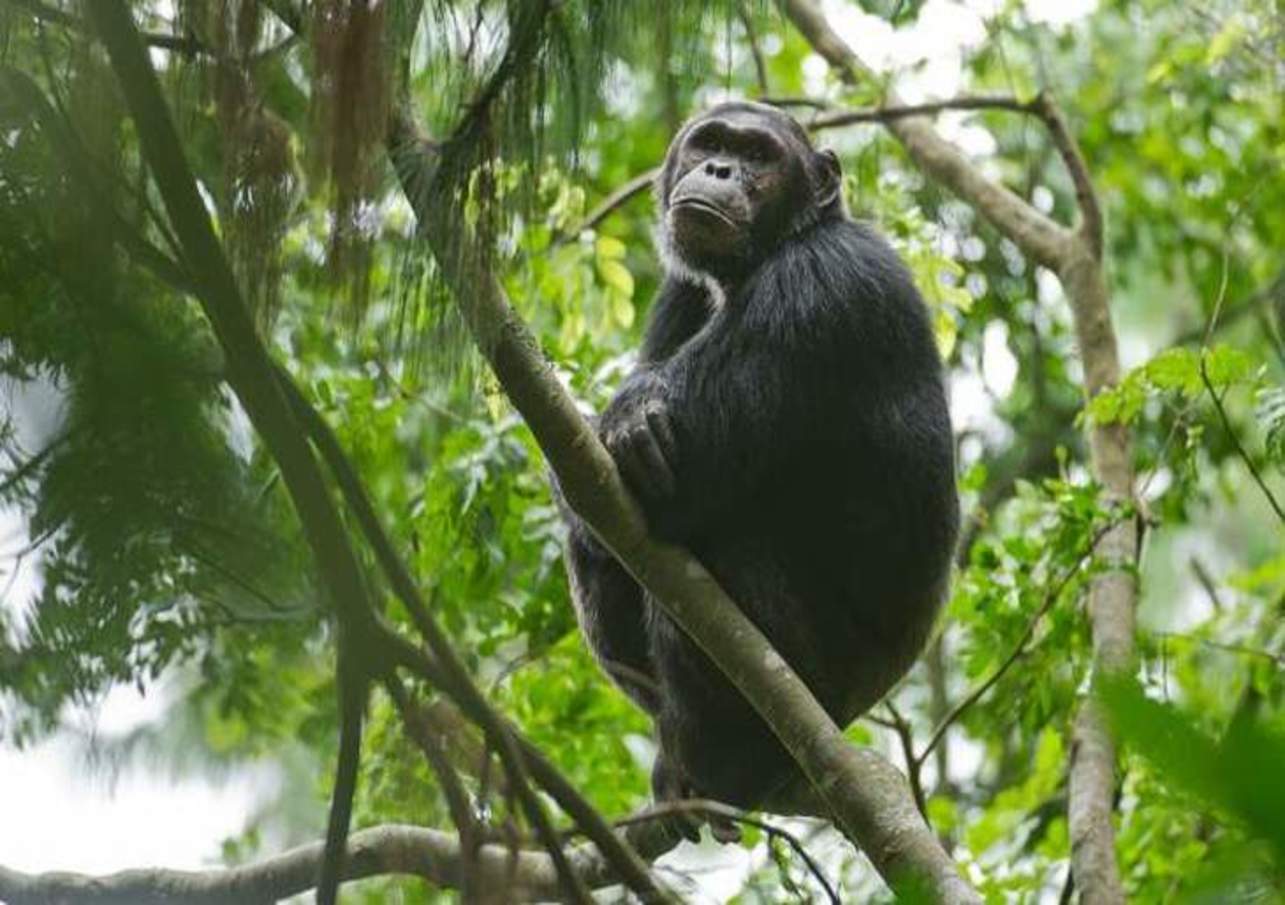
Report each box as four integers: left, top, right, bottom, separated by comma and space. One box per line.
656, 101, 843, 282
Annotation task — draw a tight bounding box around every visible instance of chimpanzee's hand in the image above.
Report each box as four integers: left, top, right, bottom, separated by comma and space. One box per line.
599, 383, 678, 507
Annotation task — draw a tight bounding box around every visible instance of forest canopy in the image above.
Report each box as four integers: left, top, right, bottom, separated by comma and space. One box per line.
0, 1, 1283, 903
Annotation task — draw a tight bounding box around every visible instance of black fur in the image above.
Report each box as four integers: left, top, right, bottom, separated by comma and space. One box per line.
555, 102, 959, 812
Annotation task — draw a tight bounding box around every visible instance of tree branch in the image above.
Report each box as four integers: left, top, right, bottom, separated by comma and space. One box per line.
617, 801, 841, 905
737, 2, 770, 96
882, 701, 927, 817
0, 824, 636, 904
560, 166, 661, 240
810, 94, 1042, 128
1029, 93, 1103, 259
384, 676, 485, 898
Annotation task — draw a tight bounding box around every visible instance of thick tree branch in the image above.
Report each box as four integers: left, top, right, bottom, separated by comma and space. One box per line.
1061, 251, 1134, 905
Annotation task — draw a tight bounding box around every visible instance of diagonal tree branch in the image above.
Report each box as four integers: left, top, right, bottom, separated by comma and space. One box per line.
386, 106, 981, 903
80, 8, 643, 905
83, 6, 383, 903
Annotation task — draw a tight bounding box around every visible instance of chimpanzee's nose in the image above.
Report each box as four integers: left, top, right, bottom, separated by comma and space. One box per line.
704, 160, 733, 179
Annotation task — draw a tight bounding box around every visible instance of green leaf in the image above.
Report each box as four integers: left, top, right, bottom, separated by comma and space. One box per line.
610, 291, 635, 328
596, 259, 635, 298
594, 235, 626, 260
1204, 345, 1253, 388
1143, 347, 1200, 395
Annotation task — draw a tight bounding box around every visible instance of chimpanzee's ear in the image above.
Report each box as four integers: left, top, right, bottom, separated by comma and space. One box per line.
814, 149, 843, 210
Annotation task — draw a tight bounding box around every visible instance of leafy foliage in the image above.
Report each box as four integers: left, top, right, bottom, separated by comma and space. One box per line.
0, 0, 1283, 901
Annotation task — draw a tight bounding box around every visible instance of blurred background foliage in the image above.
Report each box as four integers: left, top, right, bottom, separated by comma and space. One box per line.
0, 0, 1282, 901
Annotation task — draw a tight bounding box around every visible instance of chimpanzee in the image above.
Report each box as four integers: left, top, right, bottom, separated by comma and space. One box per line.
554, 101, 959, 819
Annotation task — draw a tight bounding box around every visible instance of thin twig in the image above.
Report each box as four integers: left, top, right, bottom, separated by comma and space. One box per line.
809, 94, 1042, 130
558, 167, 660, 240
1174, 272, 1285, 346
385, 676, 484, 899
1189, 558, 1224, 612
1058, 862, 1075, 905
758, 96, 833, 111
883, 700, 927, 817
1193, 204, 1284, 524
1028, 93, 1103, 258
1200, 358, 1285, 524
862, 711, 898, 730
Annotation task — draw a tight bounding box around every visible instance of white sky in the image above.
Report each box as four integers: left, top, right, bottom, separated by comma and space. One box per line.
0, 688, 264, 874
0, 0, 1094, 889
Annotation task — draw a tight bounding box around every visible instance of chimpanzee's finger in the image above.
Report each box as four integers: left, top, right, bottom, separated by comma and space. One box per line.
610, 434, 649, 496
646, 406, 678, 466
631, 424, 676, 497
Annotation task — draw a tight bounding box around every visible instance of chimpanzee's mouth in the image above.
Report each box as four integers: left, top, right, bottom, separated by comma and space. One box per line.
671, 197, 740, 227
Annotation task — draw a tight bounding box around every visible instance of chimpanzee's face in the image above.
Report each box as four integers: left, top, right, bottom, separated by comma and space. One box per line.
659, 103, 841, 278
